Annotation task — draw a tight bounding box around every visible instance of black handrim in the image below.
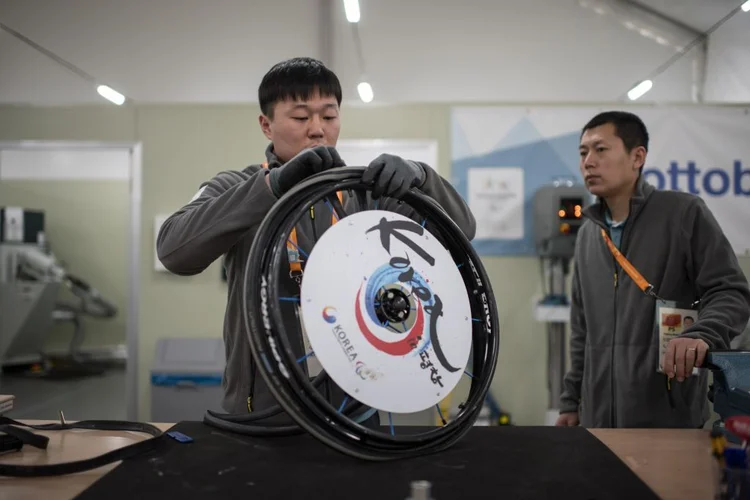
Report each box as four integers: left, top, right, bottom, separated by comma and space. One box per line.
241, 166, 499, 461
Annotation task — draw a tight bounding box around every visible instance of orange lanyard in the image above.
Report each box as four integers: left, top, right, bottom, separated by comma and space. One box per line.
262, 162, 343, 277
600, 228, 657, 298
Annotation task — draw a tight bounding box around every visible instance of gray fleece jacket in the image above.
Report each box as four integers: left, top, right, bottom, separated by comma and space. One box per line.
560, 175, 750, 428
157, 145, 476, 419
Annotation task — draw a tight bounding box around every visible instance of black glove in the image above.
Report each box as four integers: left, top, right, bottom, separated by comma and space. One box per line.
268, 146, 345, 197
362, 154, 426, 199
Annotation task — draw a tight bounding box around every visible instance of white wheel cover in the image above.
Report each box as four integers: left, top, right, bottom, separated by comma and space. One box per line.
300, 209, 472, 413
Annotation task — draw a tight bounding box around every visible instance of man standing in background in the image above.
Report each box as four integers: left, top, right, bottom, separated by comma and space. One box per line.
156, 57, 476, 424
557, 110, 750, 428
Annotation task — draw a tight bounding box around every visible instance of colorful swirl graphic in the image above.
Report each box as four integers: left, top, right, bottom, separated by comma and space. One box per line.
322, 306, 337, 324
355, 285, 425, 356
361, 263, 434, 353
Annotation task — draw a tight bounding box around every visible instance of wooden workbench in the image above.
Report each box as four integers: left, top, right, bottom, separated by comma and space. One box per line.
0, 422, 716, 500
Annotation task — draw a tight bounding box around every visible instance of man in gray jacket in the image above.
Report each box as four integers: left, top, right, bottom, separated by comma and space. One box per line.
156, 57, 476, 424
557, 111, 750, 428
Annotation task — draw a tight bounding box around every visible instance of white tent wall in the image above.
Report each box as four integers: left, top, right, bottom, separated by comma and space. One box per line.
704, 11, 750, 102
1, 0, 747, 105
331, 0, 703, 104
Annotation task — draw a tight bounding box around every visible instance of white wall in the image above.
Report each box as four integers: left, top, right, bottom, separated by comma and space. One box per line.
1, 0, 746, 105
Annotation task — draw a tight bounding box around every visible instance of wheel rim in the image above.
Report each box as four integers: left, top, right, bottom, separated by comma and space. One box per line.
242, 166, 500, 461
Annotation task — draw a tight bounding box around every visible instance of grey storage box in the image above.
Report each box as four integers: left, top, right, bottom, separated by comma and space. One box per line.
150, 337, 226, 422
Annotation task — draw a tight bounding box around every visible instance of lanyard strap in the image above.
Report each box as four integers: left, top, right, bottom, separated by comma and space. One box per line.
262, 162, 343, 277
600, 228, 656, 297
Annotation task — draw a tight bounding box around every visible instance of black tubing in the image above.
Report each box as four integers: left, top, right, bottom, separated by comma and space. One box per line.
202, 370, 365, 433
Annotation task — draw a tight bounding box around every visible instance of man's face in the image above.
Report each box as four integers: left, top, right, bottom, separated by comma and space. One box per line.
578, 123, 645, 198
259, 91, 341, 163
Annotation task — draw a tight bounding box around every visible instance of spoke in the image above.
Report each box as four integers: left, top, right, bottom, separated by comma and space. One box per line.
354, 407, 378, 423
286, 236, 309, 259
457, 262, 464, 268
464, 370, 474, 379
388, 412, 395, 436
384, 322, 401, 334
326, 193, 347, 221
435, 405, 447, 425
279, 296, 300, 302
297, 351, 314, 364
338, 395, 350, 413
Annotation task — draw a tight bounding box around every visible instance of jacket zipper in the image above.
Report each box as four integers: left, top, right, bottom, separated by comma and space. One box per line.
612, 258, 618, 428
609, 206, 632, 428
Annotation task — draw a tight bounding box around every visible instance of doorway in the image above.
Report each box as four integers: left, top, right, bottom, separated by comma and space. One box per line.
0, 141, 141, 421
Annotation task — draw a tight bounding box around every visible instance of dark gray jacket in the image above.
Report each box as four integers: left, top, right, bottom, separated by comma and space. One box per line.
560, 176, 750, 428
157, 145, 476, 418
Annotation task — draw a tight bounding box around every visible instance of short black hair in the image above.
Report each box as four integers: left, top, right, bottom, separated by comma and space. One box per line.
581, 111, 650, 153
258, 57, 342, 118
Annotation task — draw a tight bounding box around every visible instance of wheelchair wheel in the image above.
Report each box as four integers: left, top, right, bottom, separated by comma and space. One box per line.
241, 166, 499, 461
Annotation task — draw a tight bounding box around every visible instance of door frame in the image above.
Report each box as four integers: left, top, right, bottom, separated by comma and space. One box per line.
0, 140, 142, 421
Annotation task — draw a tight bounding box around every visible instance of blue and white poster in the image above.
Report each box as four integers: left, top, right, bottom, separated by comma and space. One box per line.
451, 105, 750, 256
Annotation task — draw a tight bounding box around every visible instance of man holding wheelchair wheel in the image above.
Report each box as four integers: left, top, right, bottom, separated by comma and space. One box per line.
156, 57, 476, 427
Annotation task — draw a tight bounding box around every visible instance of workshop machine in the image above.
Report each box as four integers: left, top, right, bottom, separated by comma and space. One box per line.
707, 349, 750, 441
532, 179, 591, 424
0, 207, 118, 376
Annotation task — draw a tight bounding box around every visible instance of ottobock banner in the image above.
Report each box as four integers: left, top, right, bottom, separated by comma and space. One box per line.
450, 105, 750, 256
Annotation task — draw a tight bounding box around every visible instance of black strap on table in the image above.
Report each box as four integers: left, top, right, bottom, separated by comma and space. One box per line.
0, 416, 166, 477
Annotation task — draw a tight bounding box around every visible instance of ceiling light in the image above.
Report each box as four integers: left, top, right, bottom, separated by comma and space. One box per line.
97, 85, 126, 105
627, 79, 653, 100
742, 1, 750, 12
357, 81, 373, 103
343, 0, 360, 22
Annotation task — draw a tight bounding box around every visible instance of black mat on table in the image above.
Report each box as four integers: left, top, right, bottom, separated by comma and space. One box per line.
76, 422, 659, 500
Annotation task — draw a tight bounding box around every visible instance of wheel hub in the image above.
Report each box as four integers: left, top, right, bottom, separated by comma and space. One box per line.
375, 286, 411, 325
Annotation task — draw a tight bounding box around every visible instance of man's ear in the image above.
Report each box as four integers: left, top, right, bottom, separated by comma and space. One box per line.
632, 146, 647, 171
258, 114, 273, 141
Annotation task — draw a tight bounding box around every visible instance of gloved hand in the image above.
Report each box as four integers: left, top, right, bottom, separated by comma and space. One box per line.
268, 146, 345, 197
362, 154, 426, 199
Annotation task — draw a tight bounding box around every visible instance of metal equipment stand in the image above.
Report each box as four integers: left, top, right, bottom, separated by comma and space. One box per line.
546, 257, 569, 413
531, 182, 589, 424
535, 256, 571, 425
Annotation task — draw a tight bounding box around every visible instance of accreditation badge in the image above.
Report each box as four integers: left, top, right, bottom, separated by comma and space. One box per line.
655, 299, 699, 374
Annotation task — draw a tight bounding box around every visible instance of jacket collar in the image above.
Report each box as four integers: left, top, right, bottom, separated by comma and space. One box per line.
263, 143, 284, 169
583, 173, 655, 228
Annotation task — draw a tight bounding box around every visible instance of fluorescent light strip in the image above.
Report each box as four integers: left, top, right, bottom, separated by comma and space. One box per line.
627, 80, 653, 100
97, 85, 126, 105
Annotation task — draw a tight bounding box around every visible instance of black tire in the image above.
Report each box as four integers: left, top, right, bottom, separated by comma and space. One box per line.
242, 166, 500, 461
